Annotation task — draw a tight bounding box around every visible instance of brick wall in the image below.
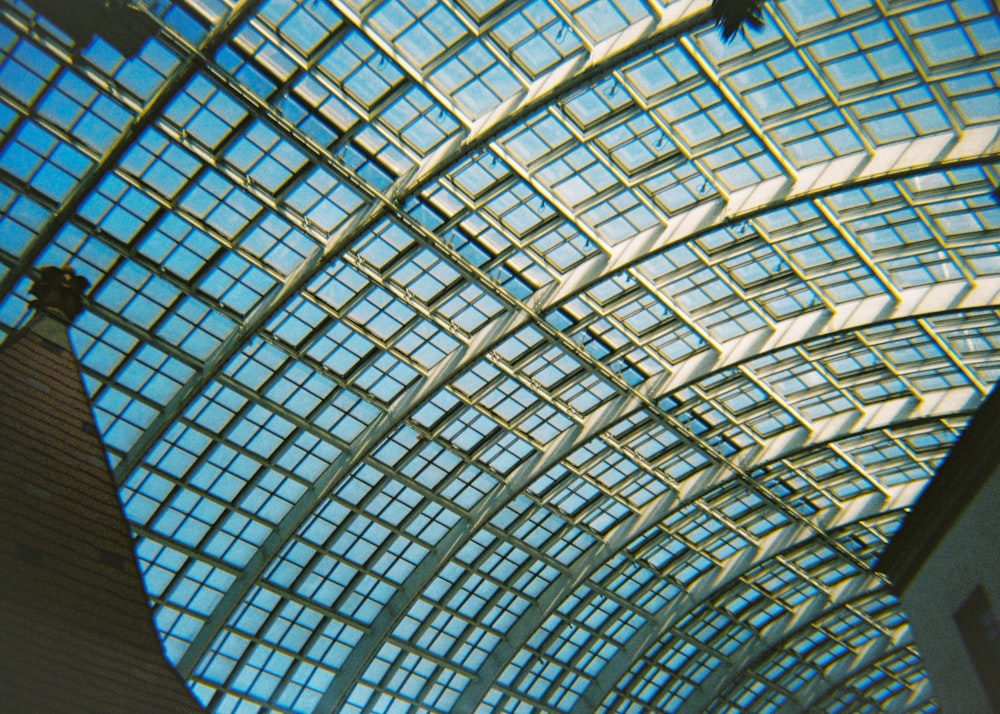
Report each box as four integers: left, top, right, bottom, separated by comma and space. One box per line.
0, 313, 203, 713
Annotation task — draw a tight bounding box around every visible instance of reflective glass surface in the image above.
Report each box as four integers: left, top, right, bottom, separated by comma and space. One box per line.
0, 0, 997, 711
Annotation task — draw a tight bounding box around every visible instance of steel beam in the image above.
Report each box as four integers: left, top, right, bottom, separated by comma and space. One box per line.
87, 3, 1000, 698
530, 123, 1000, 314
454, 394, 963, 713
0, 0, 267, 303
101, 0, 714, 500
673, 577, 884, 714
565, 511, 912, 714
200, 301, 986, 697
776, 641, 930, 714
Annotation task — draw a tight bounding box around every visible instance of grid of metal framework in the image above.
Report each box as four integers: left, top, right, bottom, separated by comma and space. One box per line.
0, 0, 997, 711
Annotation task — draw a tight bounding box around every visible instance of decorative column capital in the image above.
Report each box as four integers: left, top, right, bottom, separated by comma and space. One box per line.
29, 265, 90, 322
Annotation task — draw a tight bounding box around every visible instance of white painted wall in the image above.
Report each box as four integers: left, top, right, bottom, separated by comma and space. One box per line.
901, 463, 1000, 714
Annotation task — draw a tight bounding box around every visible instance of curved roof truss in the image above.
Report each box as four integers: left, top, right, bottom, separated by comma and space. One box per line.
0, 0, 997, 712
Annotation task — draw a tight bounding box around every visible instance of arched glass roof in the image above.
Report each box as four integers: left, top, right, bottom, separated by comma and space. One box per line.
0, 0, 997, 711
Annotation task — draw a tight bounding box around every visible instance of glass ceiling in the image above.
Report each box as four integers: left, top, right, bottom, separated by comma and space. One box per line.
0, 0, 997, 711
